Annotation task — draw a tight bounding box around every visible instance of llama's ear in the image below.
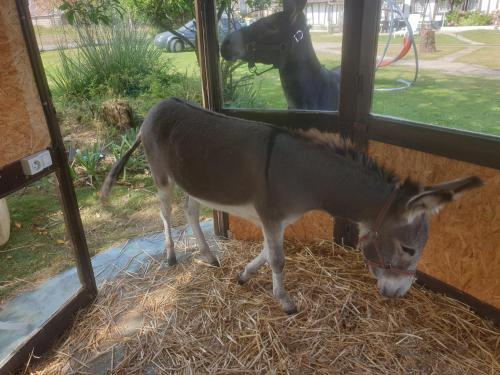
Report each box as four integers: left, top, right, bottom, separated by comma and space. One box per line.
284, 0, 307, 16
405, 176, 483, 219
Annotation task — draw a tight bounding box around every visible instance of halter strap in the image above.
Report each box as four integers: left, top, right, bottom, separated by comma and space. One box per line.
245, 28, 307, 71
360, 185, 416, 277
372, 186, 398, 237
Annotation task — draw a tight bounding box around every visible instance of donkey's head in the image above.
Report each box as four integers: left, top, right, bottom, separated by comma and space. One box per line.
358, 176, 483, 298
221, 0, 308, 67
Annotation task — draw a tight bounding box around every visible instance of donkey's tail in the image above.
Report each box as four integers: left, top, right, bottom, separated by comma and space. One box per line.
100, 132, 142, 201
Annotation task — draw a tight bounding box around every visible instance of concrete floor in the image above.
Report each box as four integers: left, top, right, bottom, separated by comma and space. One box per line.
0, 220, 215, 368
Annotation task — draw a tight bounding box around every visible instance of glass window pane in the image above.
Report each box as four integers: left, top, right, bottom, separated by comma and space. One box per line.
220, 1, 344, 111
372, 1, 500, 137
0, 176, 83, 366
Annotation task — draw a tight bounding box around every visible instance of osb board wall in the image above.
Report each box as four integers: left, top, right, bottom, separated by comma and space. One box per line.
229, 211, 333, 242
370, 141, 500, 309
0, 0, 50, 168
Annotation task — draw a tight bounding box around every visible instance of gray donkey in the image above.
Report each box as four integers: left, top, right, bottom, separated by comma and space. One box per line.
101, 98, 482, 314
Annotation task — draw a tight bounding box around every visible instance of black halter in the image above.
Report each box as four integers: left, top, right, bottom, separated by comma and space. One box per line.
245, 28, 306, 73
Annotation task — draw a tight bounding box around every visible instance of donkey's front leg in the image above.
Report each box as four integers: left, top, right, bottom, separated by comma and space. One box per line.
237, 249, 266, 284
263, 223, 297, 315
185, 196, 220, 267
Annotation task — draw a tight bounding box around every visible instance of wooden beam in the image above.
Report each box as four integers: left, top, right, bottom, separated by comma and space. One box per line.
194, 0, 229, 237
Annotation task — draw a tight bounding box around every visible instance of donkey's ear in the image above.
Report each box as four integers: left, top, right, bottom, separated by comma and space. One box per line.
283, 0, 307, 16
405, 176, 483, 219
422, 175, 483, 195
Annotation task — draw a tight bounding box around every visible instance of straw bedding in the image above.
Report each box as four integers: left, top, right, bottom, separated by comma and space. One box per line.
30, 239, 499, 374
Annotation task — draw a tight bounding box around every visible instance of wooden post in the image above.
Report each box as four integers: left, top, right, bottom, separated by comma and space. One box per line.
194, 0, 229, 238
336, 0, 381, 248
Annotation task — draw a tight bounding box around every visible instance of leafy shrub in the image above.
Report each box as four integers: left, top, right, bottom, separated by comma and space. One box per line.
121, 0, 193, 31
72, 144, 106, 186
51, 20, 173, 100
59, 0, 124, 26
70, 128, 149, 187
462, 12, 493, 26
151, 70, 203, 104
221, 60, 265, 109
108, 128, 147, 180
224, 79, 265, 109
446, 11, 492, 26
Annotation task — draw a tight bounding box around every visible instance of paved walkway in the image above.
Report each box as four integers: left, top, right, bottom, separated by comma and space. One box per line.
440, 32, 484, 46
436, 45, 483, 62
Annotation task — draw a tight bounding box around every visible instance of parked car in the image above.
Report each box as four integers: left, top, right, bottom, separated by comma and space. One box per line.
380, 17, 407, 33
154, 16, 244, 52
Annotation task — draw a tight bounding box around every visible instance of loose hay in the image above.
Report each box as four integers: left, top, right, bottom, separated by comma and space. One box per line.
30, 240, 499, 374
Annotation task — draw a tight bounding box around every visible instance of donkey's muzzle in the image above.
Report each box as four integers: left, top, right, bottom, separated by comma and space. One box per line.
377, 274, 413, 298
221, 32, 246, 61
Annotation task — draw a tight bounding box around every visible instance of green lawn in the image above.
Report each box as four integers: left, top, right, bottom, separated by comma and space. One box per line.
459, 30, 500, 44
310, 32, 343, 44
377, 33, 470, 60
373, 67, 500, 135
164, 51, 199, 73
374, 43, 465, 61
456, 46, 500, 70
40, 50, 61, 81
312, 32, 470, 62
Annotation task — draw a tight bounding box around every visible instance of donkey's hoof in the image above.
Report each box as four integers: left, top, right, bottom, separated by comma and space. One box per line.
236, 272, 248, 285
284, 306, 298, 315
167, 257, 178, 266
209, 258, 221, 267
198, 256, 220, 267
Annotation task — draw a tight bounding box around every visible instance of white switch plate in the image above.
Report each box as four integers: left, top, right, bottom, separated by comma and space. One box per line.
21, 150, 53, 176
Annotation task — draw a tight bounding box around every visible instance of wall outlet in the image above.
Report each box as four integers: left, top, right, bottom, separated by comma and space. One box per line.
21, 150, 53, 176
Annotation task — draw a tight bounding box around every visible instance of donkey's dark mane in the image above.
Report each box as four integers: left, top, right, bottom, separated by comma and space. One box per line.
294, 129, 400, 186
172, 98, 400, 186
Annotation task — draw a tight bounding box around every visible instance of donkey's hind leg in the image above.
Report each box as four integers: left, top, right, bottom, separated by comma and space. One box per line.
263, 223, 297, 315
237, 249, 266, 284
185, 196, 220, 267
158, 184, 177, 266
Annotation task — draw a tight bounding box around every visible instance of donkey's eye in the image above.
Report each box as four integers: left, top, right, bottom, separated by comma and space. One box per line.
401, 245, 416, 257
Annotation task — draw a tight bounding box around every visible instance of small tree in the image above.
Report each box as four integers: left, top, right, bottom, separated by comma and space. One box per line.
121, 0, 195, 30
450, 0, 467, 12
59, 0, 124, 26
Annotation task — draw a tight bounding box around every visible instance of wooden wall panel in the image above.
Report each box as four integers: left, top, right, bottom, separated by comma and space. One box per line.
369, 141, 500, 309
229, 211, 334, 242
0, 0, 50, 168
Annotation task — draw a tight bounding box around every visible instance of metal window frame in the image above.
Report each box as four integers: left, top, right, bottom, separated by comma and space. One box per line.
1, 2, 97, 373
194, 0, 500, 324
